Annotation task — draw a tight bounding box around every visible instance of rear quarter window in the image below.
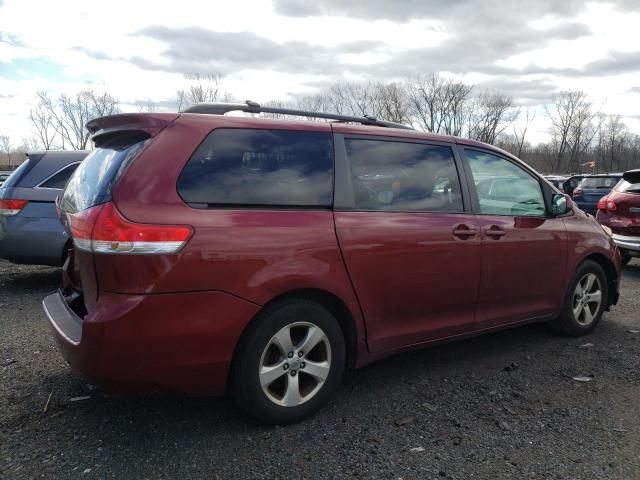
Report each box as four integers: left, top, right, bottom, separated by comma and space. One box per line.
177, 129, 334, 207
616, 180, 640, 194
38, 163, 80, 189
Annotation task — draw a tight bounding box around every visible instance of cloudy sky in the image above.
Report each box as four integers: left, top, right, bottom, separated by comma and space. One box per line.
0, 0, 639, 145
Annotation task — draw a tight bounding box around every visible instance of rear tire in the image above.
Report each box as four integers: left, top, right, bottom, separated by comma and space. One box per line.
231, 299, 346, 424
550, 260, 608, 336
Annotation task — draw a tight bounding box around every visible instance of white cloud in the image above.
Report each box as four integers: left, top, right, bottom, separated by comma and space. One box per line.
0, 0, 639, 146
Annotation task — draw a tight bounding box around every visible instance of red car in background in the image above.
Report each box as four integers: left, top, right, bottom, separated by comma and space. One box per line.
596, 170, 640, 265
43, 102, 621, 424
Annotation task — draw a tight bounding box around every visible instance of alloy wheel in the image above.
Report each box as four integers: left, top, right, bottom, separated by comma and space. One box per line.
572, 273, 602, 326
259, 322, 332, 407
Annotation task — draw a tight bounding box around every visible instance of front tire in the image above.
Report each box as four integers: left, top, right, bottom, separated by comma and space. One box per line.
231, 299, 346, 424
551, 260, 608, 336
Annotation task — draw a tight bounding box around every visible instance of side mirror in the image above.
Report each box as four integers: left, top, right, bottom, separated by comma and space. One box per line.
623, 169, 640, 184
551, 193, 569, 216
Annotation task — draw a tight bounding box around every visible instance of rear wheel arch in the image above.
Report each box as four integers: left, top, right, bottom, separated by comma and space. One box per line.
230, 289, 358, 378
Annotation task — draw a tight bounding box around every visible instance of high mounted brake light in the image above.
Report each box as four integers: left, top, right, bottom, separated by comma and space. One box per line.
0, 199, 28, 216
68, 202, 192, 254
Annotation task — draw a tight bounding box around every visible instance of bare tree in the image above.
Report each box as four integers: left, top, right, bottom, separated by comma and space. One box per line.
30, 94, 58, 149
177, 73, 230, 110
467, 92, 520, 144
134, 98, 158, 112
546, 90, 598, 173
18, 136, 41, 154
32, 89, 119, 150
323, 82, 375, 117
0, 135, 12, 167
90, 90, 119, 118
57, 90, 118, 149
603, 115, 627, 172
372, 82, 410, 124
296, 92, 333, 119
405, 74, 473, 135
512, 109, 535, 158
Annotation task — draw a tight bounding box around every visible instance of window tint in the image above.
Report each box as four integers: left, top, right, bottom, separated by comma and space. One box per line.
616, 179, 640, 194
345, 139, 463, 212
60, 141, 147, 214
39, 163, 79, 189
1, 159, 30, 189
178, 129, 334, 207
466, 149, 545, 217
581, 177, 619, 189
568, 178, 581, 188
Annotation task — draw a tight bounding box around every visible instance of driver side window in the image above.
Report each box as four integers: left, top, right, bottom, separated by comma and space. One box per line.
465, 149, 546, 217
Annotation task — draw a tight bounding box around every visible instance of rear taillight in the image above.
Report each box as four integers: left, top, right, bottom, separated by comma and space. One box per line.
0, 199, 28, 216
596, 196, 617, 212
597, 196, 607, 210
67, 202, 193, 255
606, 198, 617, 211
573, 188, 583, 198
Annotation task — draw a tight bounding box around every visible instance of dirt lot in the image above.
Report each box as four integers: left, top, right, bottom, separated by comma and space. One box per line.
1, 259, 640, 480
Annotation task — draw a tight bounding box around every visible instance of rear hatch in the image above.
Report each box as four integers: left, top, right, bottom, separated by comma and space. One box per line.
576, 177, 620, 202
58, 113, 179, 314
574, 176, 620, 211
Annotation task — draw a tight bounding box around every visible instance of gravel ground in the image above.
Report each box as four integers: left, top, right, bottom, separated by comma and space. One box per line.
1, 259, 640, 479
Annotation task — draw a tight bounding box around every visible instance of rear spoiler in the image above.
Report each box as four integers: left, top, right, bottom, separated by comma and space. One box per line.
87, 113, 180, 147
623, 169, 640, 184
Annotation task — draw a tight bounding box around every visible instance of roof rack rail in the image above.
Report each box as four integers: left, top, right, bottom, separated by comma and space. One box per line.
182, 101, 414, 130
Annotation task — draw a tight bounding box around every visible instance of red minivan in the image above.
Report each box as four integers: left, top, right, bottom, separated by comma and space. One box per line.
596, 170, 640, 266
44, 102, 621, 424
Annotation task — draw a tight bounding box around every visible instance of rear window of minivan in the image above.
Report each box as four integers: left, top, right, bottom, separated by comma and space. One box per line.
177, 129, 334, 207
60, 140, 147, 214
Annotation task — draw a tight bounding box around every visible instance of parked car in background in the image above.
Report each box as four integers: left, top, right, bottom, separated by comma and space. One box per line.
543, 174, 584, 196
564, 175, 586, 197
572, 174, 622, 215
44, 103, 620, 424
0, 171, 12, 187
544, 175, 570, 192
0, 150, 88, 266
596, 169, 640, 265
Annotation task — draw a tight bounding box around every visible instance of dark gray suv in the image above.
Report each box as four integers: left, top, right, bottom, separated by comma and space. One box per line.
0, 150, 88, 266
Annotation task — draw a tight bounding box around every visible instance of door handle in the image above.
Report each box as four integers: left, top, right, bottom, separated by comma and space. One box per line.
483, 226, 506, 239
452, 224, 477, 239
